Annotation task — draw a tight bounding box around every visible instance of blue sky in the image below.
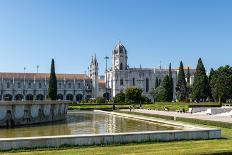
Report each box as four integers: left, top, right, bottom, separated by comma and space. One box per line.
0, 0, 231, 74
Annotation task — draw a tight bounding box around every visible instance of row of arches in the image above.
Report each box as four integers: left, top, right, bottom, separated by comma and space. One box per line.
2, 94, 83, 101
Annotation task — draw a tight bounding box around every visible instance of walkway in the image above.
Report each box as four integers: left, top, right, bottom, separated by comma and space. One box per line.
122, 109, 232, 123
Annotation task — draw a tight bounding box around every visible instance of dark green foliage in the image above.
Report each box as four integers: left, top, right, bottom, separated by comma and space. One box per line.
168, 63, 173, 101
186, 67, 191, 97
186, 67, 191, 84
125, 87, 143, 103
192, 58, 210, 102
96, 97, 106, 104
210, 65, 232, 103
113, 91, 125, 103
208, 68, 215, 101
176, 61, 187, 101
103, 92, 110, 100
161, 75, 170, 101
140, 96, 152, 103
48, 59, 57, 100
154, 86, 166, 102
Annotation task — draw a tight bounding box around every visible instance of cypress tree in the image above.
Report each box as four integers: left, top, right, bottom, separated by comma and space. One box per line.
192, 58, 210, 102
186, 67, 191, 97
186, 67, 191, 84
48, 59, 57, 100
168, 63, 173, 101
208, 68, 215, 101
176, 61, 187, 101
162, 75, 170, 101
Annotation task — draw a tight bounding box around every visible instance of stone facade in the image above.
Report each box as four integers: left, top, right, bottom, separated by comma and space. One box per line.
106, 42, 195, 100
0, 73, 94, 101
0, 101, 68, 127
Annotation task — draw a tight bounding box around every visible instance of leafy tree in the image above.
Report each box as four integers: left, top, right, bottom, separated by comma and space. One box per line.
154, 86, 166, 102
48, 59, 57, 100
168, 63, 173, 101
125, 87, 143, 104
113, 91, 125, 103
192, 58, 210, 102
210, 66, 232, 103
176, 61, 187, 101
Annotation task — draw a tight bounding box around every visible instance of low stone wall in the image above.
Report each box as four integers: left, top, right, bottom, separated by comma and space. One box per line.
0, 101, 69, 127
0, 129, 221, 150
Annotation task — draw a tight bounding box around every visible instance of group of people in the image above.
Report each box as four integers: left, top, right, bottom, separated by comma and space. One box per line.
129, 105, 136, 111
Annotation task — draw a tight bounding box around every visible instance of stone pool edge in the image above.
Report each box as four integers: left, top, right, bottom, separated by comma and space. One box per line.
0, 110, 221, 151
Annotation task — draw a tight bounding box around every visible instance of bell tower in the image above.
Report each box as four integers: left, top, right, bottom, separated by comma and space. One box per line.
88, 54, 99, 98
112, 41, 128, 71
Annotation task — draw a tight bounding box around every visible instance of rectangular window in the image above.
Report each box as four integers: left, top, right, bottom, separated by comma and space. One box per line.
133, 78, 135, 86
146, 78, 149, 92
18, 83, 21, 88
120, 79, 124, 86
7, 82, 10, 88
28, 83, 31, 88
39, 83, 42, 89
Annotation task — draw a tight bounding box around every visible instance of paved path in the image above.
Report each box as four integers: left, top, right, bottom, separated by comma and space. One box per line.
122, 109, 232, 123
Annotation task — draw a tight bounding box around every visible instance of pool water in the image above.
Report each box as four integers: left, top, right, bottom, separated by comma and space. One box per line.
0, 111, 183, 138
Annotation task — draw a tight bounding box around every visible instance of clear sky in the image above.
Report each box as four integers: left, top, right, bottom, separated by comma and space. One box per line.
0, 0, 231, 74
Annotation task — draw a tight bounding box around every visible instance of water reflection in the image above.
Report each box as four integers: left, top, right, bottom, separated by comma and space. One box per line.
0, 111, 182, 138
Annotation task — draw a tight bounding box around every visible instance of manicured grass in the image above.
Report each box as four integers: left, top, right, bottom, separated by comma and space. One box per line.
142, 102, 189, 112
2, 112, 232, 155
68, 104, 136, 110
118, 111, 232, 129
68, 102, 221, 112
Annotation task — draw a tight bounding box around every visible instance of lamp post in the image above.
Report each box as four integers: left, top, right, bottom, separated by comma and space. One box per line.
104, 56, 109, 101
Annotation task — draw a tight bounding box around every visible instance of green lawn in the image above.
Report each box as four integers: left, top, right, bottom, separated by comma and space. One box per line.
2, 112, 232, 155
68, 104, 133, 110
68, 102, 221, 112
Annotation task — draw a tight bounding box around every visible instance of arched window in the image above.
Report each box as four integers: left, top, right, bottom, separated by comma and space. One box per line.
17, 83, 21, 89
120, 79, 124, 86
68, 83, 72, 89
7, 82, 10, 89
120, 63, 123, 70
146, 78, 149, 92
59, 83, 62, 89
39, 83, 42, 89
28, 82, 31, 88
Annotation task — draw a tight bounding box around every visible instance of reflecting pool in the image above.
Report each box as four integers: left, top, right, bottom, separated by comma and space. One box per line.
0, 111, 183, 138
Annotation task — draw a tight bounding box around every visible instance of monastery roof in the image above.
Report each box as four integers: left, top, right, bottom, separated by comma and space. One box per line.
0, 72, 91, 80
99, 80, 105, 88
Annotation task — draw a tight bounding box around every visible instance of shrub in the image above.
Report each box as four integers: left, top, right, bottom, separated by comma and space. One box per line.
113, 91, 125, 103
96, 97, 106, 104
125, 87, 143, 104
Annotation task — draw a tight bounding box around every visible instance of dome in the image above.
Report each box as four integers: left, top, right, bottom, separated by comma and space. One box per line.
112, 41, 127, 55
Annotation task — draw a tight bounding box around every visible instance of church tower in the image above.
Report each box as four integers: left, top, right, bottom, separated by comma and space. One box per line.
112, 41, 128, 71
88, 54, 99, 98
